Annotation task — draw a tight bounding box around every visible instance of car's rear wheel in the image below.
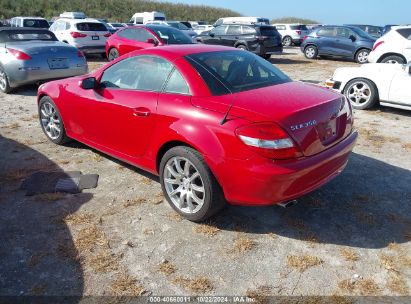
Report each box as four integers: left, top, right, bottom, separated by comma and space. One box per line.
344, 78, 378, 110
0, 66, 12, 94
160, 146, 225, 222
380, 55, 405, 64
108, 48, 119, 61
355, 49, 370, 64
304, 45, 318, 59
282, 36, 292, 47
38, 96, 69, 144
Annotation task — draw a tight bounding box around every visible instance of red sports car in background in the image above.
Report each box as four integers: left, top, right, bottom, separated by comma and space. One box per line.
37, 45, 357, 222
105, 24, 194, 61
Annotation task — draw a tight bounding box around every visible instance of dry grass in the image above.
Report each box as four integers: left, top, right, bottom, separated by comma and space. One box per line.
74, 225, 108, 252
124, 197, 146, 208
245, 286, 272, 303
358, 128, 401, 151
27, 252, 47, 267
157, 260, 177, 276
56, 243, 79, 261
340, 248, 359, 262
91, 153, 104, 162
193, 223, 220, 237
140, 176, 152, 185
143, 228, 155, 235
33, 192, 66, 202
387, 274, 409, 295
268, 233, 278, 239
151, 192, 164, 205
110, 272, 146, 296
6, 122, 20, 129
287, 255, 323, 273
173, 276, 213, 293
228, 237, 257, 254
387, 242, 401, 252
63, 213, 96, 226
167, 212, 183, 222
1, 169, 31, 182
402, 143, 411, 152
58, 159, 70, 165
338, 278, 380, 295
87, 251, 119, 273
380, 254, 398, 272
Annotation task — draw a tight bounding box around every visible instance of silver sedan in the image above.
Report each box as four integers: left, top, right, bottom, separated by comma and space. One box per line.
0, 28, 88, 93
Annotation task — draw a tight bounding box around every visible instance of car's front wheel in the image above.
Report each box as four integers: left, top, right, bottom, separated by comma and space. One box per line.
380, 55, 406, 64
160, 146, 225, 222
344, 78, 378, 110
282, 36, 292, 47
38, 96, 69, 144
108, 48, 119, 61
0, 66, 12, 94
355, 49, 370, 64
304, 45, 318, 59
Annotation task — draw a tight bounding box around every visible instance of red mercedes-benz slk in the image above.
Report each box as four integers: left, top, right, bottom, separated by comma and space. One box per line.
37, 44, 357, 221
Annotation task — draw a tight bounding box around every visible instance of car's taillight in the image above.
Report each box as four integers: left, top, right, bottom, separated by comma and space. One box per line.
7, 48, 32, 60
235, 122, 302, 160
296, 30, 302, 35
70, 32, 87, 38
103, 33, 111, 37
77, 50, 85, 58
372, 41, 384, 51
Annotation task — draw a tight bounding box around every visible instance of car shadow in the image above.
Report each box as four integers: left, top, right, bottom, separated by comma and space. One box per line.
9, 85, 38, 97
0, 135, 92, 301
269, 57, 310, 65
365, 106, 411, 118
210, 152, 411, 249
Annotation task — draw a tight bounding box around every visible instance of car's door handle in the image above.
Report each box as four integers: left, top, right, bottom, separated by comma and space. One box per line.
132, 107, 150, 117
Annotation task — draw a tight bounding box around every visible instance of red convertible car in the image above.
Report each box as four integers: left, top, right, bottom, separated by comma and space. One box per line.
105, 24, 193, 61
38, 45, 357, 221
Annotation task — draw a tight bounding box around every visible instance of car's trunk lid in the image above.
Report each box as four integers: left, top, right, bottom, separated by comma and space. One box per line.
192, 81, 353, 157
6, 41, 77, 58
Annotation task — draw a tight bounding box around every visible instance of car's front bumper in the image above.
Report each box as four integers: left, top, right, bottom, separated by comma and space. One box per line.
219, 131, 358, 206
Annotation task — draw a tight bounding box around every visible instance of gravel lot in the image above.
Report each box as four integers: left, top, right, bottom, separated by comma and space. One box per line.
0, 47, 410, 300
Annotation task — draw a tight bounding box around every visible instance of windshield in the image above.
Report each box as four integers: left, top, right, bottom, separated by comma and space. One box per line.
290, 25, 308, 30
150, 27, 193, 44
23, 19, 49, 28
186, 51, 291, 95
76, 22, 107, 31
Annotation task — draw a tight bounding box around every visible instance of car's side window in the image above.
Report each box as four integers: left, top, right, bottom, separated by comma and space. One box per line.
118, 28, 155, 42
100, 56, 173, 92
318, 27, 336, 37
397, 28, 411, 40
242, 26, 256, 35
226, 25, 241, 36
336, 28, 353, 39
211, 25, 227, 36
164, 68, 190, 95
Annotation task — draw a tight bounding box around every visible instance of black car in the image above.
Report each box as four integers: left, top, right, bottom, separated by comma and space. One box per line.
196, 24, 282, 59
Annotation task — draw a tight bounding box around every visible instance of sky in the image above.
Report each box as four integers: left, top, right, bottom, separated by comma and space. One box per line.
172, 0, 410, 25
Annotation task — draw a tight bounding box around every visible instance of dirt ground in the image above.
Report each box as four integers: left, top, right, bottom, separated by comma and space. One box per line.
0, 47, 410, 301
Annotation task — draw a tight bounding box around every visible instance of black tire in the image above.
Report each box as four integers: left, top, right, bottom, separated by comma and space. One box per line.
343, 78, 379, 110
380, 55, 406, 64
38, 96, 70, 145
108, 48, 119, 61
159, 146, 226, 222
355, 49, 370, 64
236, 44, 248, 51
0, 66, 12, 94
282, 36, 292, 47
304, 45, 318, 59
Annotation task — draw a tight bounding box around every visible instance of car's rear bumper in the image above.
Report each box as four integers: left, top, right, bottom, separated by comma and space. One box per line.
77, 45, 106, 54
219, 131, 358, 206
252, 45, 283, 55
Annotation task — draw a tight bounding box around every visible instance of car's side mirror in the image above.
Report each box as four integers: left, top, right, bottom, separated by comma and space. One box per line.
349, 35, 356, 42
80, 77, 98, 90
146, 38, 158, 46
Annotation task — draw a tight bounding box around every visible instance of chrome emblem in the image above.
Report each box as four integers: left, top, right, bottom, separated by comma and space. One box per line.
290, 120, 317, 131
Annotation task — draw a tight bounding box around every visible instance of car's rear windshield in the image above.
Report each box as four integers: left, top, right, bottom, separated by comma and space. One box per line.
76, 22, 107, 31
9, 32, 56, 41
290, 25, 308, 30
149, 27, 193, 44
23, 19, 49, 28
397, 28, 411, 39
185, 51, 291, 95
259, 26, 280, 36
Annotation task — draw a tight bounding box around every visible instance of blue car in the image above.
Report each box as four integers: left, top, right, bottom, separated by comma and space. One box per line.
301, 25, 376, 64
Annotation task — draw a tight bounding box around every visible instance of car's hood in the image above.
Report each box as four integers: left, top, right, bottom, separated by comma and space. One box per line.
192, 81, 353, 156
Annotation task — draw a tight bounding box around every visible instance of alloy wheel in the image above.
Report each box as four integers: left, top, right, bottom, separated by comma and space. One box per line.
108, 48, 119, 61
346, 81, 371, 106
283, 37, 292, 46
40, 101, 62, 140
163, 156, 205, 214
385, 59, 400, 64
305, 47, 316, 58
0, 70, 7, 91
357, 51, 369, 63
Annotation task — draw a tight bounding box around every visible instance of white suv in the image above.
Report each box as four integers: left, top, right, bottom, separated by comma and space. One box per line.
368, 26, 411, 64
272, 24, 310, 46
49, 18, 110, 56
